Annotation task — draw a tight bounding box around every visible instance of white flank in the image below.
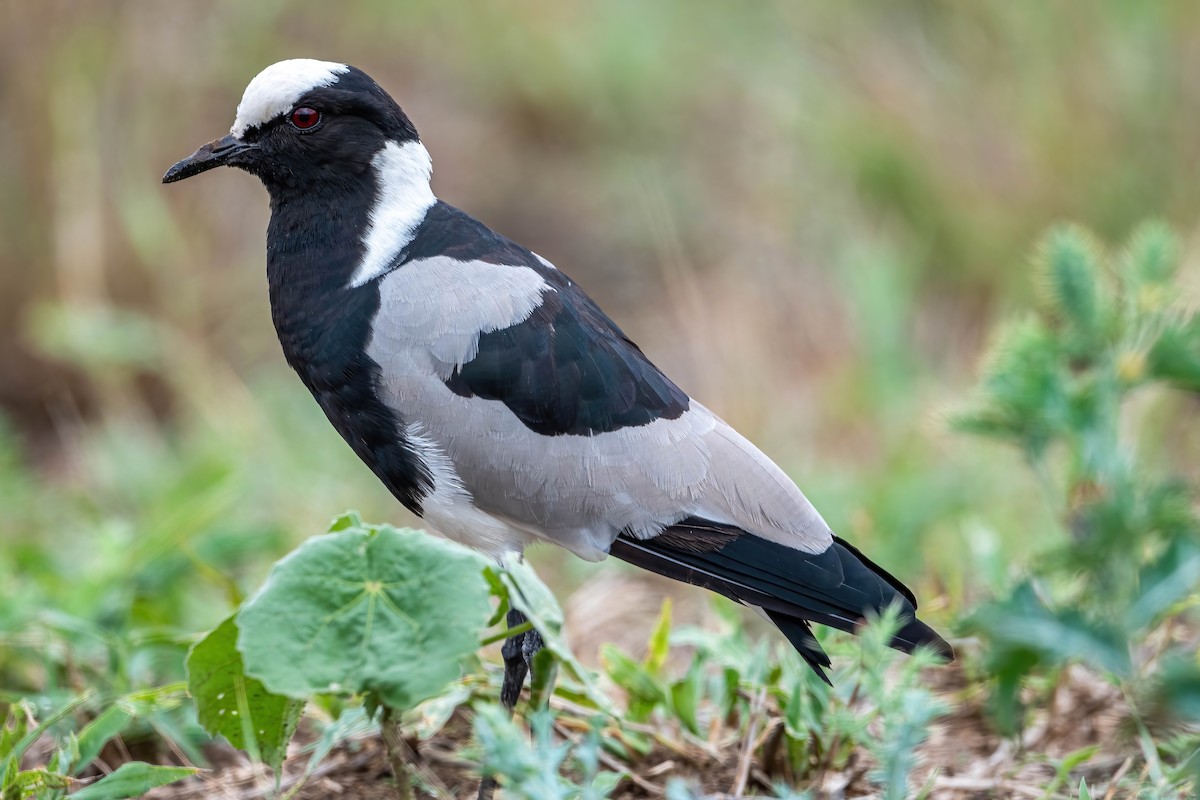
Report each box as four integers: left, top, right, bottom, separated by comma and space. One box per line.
230, 59, 350, 138
348, 140, 438, 287
404, 423, 533, 557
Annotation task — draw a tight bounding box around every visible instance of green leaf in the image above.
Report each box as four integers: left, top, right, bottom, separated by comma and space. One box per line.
187, 615, 303, 771
1127, 539, 1200, 632
71, 705, 134, 776
482, 566, 511, 627
1036, 225, 1106, 339
1148, 659, 1200, 723
952, 317, 1068, 456
10, 767, 74, 795
0, 691, 92, 779
1061, 744, 1100, 772
1149, 316, 1200, 392
600, 644, 666, 715
669, 663, 701, 735
294, 707, 375, 785
587, 769, 624, 799
528, 648, 560, 711
327, 510, 365, 532
666, 779, 704, 800
645, 599, 672, 675
1122, 220, 1178, 288
967, 583, 1131, 677
2, 703, 31, 788
407, 683, 471, 741
69, 762, 197, 800
492, 557, 562, 632
236, 523, 493, 712
1039, 745, 1101, 798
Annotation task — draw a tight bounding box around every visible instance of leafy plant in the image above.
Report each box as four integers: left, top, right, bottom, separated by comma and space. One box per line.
0, 693, 196, 800
185, 617, 302, 772
955, 222, 1200, 755
184, 512, 589, 794
473, 707, 622, 800
599, 602, 947, 798
172, 504, 956, 798
234, 513, 493, 711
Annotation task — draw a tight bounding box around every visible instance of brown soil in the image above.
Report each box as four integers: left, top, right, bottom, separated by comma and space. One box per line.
141, 662, 1145, 800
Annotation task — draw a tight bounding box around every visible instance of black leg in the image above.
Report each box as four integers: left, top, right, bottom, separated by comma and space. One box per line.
499, 608, 531, 710
479, 608, 532, 800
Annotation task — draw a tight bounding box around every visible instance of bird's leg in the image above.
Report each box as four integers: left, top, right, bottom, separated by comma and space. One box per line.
479, 608, 533, 800
499, 607, 531, 710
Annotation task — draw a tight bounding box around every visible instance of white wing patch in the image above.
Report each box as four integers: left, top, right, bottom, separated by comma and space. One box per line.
365, 256, 833, 561
348, 141, 438, 288
370, 256, 551, 373
230, 59, 349, 138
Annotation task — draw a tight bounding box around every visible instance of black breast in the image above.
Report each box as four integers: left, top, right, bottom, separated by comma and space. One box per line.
265, 192, 432, 514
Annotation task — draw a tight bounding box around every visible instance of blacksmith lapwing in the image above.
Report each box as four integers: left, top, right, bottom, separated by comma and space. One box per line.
163, 58, 951, 745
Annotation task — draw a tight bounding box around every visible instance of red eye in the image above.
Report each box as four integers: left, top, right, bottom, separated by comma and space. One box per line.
290, 107, 321, 130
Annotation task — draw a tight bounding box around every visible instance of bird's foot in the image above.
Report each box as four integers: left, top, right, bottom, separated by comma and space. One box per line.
498, 608, 532, 710
479, 609, 538, 800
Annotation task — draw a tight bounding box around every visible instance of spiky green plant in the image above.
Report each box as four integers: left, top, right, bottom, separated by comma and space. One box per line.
955, 223, 1200, 771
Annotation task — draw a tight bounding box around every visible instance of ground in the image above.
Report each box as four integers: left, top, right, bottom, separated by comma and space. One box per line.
138, 661, 1138, 800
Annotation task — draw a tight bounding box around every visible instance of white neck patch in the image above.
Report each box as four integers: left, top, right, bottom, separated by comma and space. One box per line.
349, 140, 438, 288
230, 59, 350, 138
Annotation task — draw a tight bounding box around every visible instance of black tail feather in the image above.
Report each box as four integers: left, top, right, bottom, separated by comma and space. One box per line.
609, 519, 953, 680
764, 611, 833, 686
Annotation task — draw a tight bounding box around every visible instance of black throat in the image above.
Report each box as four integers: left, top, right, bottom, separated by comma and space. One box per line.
263, 165, 433, 514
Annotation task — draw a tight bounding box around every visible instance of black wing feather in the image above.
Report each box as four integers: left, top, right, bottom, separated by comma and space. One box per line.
405, 202, 690, 436
609, 518, 953, 682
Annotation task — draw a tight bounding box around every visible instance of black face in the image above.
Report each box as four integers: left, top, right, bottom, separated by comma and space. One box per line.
162, 67, 418, 196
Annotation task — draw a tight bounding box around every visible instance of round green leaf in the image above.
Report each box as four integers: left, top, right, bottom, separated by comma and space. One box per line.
236, 525, 493, 711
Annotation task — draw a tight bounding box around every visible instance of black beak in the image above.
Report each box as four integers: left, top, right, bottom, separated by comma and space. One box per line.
162, 134, 257, 184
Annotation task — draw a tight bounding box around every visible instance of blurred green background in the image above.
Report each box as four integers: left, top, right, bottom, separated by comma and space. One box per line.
3, 1, 1200, 688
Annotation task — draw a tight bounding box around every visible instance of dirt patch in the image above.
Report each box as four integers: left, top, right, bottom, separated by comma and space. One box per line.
141, 662, 1144, 799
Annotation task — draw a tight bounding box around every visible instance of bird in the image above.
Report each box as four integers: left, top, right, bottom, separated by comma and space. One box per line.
163, 56, 951, 743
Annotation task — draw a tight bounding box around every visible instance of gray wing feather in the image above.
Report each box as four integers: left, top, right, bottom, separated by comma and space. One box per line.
366, 255, 833, 558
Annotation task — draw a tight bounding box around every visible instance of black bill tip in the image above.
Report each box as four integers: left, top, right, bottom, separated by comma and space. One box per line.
163, 134, 255, 184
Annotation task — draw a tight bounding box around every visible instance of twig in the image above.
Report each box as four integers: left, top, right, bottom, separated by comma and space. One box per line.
933, 776, 1044, 798
547, 694, 722, 761
1101, 756, 1134, 800
243, 751, 377, 800
550, 720, 664, 796
420, 744, 477, 769
730, 687, 767, 798
933, 776, 1006, 791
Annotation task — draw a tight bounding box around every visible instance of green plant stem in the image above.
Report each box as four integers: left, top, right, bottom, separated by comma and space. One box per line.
379, 708, 455, 800
379, 708, 414, 800
479, 620, 534, 647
